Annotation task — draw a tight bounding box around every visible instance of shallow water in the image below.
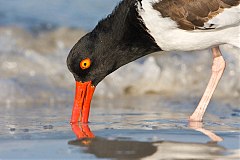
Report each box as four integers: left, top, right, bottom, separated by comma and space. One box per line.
0, 96, 239, 159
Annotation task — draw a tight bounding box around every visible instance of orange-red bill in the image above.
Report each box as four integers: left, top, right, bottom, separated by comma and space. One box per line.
71, 123, 95, 139
70, 81, 95, 124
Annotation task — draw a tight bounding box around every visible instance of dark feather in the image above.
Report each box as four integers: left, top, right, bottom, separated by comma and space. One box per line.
152, 0, 240, 30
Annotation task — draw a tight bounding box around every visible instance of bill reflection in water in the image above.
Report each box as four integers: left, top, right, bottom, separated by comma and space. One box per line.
69, 122, 225, 159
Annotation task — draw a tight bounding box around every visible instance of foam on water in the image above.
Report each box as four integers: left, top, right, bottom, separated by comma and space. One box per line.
0, 27, 239, 105
0, 0, 239, 105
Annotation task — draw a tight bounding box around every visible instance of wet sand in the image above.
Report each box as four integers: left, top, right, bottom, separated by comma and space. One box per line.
0, 95, 239, 159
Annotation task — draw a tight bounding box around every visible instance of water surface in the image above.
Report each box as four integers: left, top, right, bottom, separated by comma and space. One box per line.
0, 96, 239, 159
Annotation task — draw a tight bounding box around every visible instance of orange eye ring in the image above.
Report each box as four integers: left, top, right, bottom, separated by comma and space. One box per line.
80, 58, 91, 70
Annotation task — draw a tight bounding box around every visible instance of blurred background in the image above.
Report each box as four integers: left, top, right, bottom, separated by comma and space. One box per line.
0, 0, 239, 106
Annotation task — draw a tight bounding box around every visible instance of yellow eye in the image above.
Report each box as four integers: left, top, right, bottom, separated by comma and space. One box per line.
80, 58, 91, 70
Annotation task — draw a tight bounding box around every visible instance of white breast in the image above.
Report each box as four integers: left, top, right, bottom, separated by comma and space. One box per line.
138, 0, 240, 51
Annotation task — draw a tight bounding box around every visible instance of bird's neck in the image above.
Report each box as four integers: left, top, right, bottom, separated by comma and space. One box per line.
91, 0, 161, 70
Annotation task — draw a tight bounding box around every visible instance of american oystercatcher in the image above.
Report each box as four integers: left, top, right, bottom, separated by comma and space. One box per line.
67, 0, 240, 123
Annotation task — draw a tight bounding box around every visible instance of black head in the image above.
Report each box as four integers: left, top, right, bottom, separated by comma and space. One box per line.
67, 0, 161, 124
67, 0, 160, 86
67, 32, 116, 86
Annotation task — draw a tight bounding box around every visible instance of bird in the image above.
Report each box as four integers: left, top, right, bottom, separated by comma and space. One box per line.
67, 0, 240, 123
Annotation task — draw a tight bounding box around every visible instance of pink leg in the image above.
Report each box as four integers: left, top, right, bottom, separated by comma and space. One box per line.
188, 121, 223, 142
189, 47, 226, 122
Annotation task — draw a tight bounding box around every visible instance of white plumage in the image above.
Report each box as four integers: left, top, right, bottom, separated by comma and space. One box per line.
138, 0, 240, 51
